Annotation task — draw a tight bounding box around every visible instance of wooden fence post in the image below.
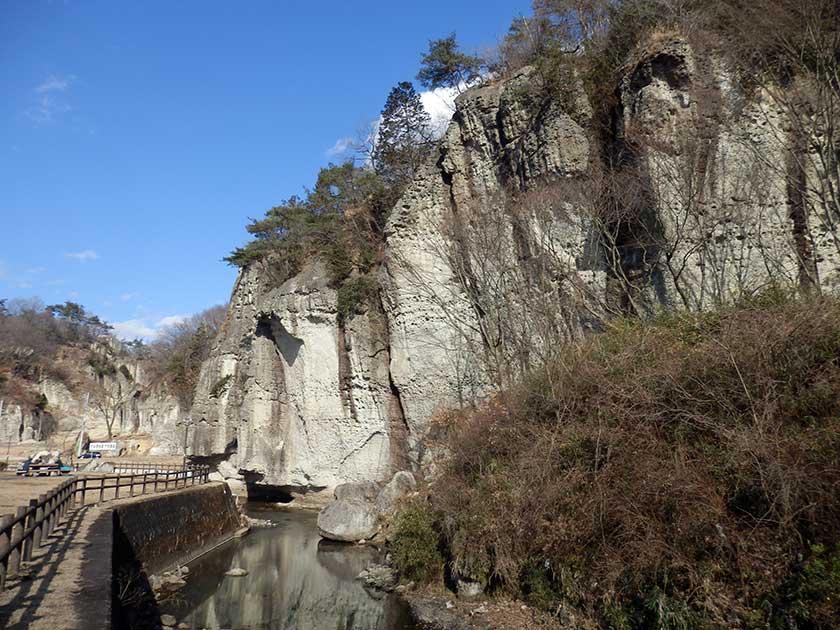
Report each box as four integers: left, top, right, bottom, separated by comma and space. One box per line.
23, 499, 38, 561
33, 496, 45, 549
0, 515, 12, 590
59, 485, 67, 519
9, 507, 25, 577
44, 491, 54, 539
48, 492, 57, 536
115, 475, 121, 500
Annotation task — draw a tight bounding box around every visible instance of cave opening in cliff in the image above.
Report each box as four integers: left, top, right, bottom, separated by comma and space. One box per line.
255, 312, 304, 366
244, 483, 295, 503
242, 473, 327, 504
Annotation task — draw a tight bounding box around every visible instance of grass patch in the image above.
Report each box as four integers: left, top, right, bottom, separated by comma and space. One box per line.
389, 502, 445, 584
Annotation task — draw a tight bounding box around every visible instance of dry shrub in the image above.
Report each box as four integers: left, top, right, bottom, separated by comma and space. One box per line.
431, 294, 840, 627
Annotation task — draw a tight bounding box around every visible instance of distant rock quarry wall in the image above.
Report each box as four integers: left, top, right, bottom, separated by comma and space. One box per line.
0, 355, 184, 454
191, 34, 839, 493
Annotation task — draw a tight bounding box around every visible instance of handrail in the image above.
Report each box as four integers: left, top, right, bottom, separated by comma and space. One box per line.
68, 461, 194, 474
0, 465, 211, 590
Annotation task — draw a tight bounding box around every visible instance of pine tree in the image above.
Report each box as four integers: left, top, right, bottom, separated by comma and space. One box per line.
416, 34, 483, 91
371, 81, 433, 189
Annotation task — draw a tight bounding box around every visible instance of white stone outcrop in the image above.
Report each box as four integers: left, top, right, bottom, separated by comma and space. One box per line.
190, 262, 400, 491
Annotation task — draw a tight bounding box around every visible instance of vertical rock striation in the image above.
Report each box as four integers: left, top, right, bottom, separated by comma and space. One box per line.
191, 35, 839, 493
191, 262, 396, 492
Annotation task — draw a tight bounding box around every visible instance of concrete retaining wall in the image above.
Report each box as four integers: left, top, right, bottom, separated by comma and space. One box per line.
113, 482, 241, 576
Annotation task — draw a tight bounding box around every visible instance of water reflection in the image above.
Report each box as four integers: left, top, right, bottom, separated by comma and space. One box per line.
160, 507, 417, 630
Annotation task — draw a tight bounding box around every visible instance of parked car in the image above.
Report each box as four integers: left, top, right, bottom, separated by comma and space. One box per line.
79, 451, 102, 460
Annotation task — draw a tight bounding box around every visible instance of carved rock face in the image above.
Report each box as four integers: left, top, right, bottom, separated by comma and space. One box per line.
190, 262, 395, 491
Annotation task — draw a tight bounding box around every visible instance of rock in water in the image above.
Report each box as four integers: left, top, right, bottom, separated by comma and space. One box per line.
160, 614, 177, 626
224, 567, 248, 577
317, 498, 380, 542
356, 564, 397, 591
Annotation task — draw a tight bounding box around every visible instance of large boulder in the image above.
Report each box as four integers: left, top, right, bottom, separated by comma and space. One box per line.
375, 471, 416, 514
318, 471, 418, 542
335, 481, 379, 502
317, 498, 380, 542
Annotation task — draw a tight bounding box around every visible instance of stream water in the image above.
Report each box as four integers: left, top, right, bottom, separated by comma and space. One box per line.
158, 506, 419, 630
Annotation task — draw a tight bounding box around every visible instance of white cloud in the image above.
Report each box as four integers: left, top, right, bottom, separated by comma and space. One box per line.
155, 314, 188, 329
35, 75, 74, 94
120, 292, 139, 301
326, 136, 354, 157
420, 86, 459, 138
65, 249, 98, 261
28, 74, 76, 124
111, 313, 190, 341
111, 319, 157, 341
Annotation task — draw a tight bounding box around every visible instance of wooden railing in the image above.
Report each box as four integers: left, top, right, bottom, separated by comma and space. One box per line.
0, 465, 210, 590
110, 462, 190, 474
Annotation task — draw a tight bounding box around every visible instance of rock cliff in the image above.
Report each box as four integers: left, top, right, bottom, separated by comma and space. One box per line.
191, 34, 839, 495
190, 262, 402, 492
0, 347, 185, 455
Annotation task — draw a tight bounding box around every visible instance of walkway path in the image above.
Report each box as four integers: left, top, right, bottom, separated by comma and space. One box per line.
0, 504, 112, 630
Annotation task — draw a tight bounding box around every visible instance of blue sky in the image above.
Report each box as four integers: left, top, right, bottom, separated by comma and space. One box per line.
0, 0, 529, 339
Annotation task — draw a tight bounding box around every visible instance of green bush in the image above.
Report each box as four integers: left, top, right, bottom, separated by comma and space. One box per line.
776, 544, 840, 627
336, 275, 379, 323
390, 503, 445, 584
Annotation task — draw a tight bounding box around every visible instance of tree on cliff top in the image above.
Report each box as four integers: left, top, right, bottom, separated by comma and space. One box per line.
145, 305, 226, 406
417, 33, 484, 91
47, 301, 113, 339
371, 82, 433, 189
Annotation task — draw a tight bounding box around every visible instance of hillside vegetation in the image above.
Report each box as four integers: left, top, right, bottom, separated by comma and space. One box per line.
0, 298, 225, 428
394, 293, 840, 627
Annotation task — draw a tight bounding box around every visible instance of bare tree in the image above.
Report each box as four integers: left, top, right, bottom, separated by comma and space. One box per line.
91, 379, 136, 440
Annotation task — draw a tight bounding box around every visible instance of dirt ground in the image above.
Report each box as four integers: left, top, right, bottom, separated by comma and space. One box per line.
407, 587, 566, 629
0, 473, 69, 519
0, 435, 188, 520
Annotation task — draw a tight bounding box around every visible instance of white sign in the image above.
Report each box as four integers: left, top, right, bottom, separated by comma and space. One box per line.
89, 441, 118, 452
